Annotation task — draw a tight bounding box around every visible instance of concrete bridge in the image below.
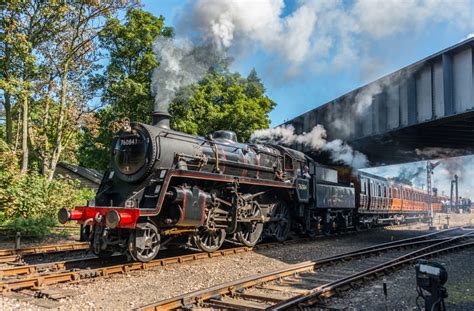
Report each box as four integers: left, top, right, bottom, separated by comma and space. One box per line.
284, 38, 474, 165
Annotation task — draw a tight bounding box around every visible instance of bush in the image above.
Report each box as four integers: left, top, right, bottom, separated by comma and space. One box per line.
0, 142, 94, 238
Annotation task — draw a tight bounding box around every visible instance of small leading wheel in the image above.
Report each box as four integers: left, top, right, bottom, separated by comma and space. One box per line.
236, 202, 264, 247
194, 227, 226, 252
128, 222, 160, 262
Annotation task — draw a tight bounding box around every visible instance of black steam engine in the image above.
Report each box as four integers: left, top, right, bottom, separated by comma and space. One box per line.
59, 111, 355, 262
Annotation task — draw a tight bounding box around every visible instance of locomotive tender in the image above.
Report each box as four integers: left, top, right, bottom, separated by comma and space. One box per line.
59, 112, 434, 262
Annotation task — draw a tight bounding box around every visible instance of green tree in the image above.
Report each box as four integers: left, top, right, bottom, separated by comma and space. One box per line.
0, 0, 62, 173
1, 1, 133, 177
99, 8, 173, 123
169, 68, 275, 142
78, 8, 172, 170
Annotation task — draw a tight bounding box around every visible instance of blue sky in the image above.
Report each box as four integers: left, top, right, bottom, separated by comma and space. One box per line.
142, 0, 474, 126
141, 0, 474, 198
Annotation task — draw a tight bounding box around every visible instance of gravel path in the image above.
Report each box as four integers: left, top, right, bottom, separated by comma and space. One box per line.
0, 224, 441, 310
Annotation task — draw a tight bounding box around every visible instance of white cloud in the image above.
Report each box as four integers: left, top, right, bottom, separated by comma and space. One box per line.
180, 0, 472, 75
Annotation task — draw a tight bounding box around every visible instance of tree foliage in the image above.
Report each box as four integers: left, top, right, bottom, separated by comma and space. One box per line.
0, 141, 93, 237
99, 8, 172, 123
170, 68, 275, 142
0, 3, 277, 238
1, 0, 134, 177
78, 8, 172, 169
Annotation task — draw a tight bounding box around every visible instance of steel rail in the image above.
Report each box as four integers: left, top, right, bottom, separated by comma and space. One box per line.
0, 226, 456, 281
135, 229, 471, 310
0, 226, 452, 291
0, 221, 423, 260
0, 246, 255, 292
0, 255, 108, 279
0, 225, 369, 265
273, 232, 474, 309
0, 242, 90, 263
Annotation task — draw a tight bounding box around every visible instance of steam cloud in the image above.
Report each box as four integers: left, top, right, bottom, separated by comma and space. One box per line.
180, 0, 472, 75
415, 147, 467, 159
250, 125, 368, 169
152, 0, 472, 118
151, 38, 227, 112
390, 166, 425, 186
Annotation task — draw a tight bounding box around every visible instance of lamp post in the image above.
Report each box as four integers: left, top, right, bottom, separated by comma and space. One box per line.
427, 161, 440, 229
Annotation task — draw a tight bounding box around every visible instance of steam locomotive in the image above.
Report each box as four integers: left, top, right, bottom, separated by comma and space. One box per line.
59, 112, 434, 262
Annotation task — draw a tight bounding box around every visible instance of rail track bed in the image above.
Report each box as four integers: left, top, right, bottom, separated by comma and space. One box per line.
0, 224, 461, 309
137, 228, 474, 310
0, 242, 90, 265
0, 228, 376, 291
0, 224, 424, 292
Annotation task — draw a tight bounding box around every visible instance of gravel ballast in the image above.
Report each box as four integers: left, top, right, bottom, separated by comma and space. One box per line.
0, 218, 472, 310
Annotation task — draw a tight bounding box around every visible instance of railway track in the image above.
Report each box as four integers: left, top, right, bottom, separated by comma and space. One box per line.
0, 242, 90, 264
0, 225, 447, 292
136, 228, 474, 310
0, 222, 419, 266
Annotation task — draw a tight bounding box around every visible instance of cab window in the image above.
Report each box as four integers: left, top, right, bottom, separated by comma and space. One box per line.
284, 154, 293, 170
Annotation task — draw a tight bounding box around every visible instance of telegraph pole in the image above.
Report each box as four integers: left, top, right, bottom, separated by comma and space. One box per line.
427, 161, 440, 229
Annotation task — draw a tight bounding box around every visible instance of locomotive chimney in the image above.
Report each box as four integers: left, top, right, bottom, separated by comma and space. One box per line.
152, 110, 171, 129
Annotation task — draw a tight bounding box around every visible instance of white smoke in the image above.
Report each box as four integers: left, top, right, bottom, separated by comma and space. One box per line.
180, 0, 472, 75
153, 0, 472, 113
250, 124, 368, 169
415, 147, 467, 159
353, 83, 382, 115
324, 139, 369, 170
151, 37, 227, 112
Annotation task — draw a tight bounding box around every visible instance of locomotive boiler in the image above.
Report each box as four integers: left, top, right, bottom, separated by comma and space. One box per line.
59, 111, 356, 262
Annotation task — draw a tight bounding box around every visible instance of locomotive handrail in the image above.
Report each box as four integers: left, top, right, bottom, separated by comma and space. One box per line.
176, 152, 277, 174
